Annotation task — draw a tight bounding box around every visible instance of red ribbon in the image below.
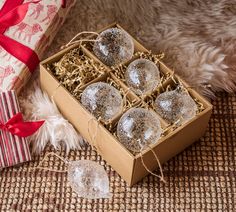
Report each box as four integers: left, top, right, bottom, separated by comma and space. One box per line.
0, 0, 68, 72
0, 0, 41, 73
61, 0, 66, 8
0, 112, 44, 138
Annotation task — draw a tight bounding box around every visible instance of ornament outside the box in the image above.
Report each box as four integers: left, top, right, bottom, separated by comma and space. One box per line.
34, 153, 111, 199
81, 82, 123, 122
93, 28, 134, 66
68, 160, 110, 199
154, 87, 198, 124
125, 58, 160, 96
117, 108, 162, 152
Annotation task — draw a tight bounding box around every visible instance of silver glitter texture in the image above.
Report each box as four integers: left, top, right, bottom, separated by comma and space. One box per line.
154, 88, 198, 124
125, 58, 160, 96
93, 28, 134, 66
68, 160, 110, 199
117, 108, 162, 152
81, 82, 123, 122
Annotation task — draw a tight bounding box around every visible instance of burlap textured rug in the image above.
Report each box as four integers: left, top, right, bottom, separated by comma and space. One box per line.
0, 1, 236, 211
0, 92, 235, 211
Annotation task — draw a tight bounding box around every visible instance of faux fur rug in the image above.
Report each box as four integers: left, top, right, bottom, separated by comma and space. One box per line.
21, 0, 236, 151
41, 0, 236, 98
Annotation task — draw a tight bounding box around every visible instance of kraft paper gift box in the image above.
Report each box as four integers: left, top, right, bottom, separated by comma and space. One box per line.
0, 0, 75, 92
40, 23, 213, 186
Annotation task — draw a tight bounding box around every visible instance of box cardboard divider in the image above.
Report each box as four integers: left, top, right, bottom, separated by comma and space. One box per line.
40, 23, 213, 186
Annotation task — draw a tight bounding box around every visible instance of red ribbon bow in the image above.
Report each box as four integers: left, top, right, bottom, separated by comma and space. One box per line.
0, 112, 44, 137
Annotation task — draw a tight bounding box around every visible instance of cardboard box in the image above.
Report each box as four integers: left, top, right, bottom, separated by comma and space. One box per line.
40, 23, 213, 186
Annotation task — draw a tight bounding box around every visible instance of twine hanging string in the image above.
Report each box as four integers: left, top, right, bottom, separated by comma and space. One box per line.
139, 146, 166, 183
61, 31, 99, 49
50, 82, 63, 102
30, 152, 69, 173
87, 116, 103, 152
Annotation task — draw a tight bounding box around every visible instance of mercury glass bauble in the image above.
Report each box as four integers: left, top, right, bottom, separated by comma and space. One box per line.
154, 88, 198, 124
117, 108, 162, 152
125, 58, 160, 96
93, 28, 134, 66
68, 160, 110, 199
81, 82, 123, 122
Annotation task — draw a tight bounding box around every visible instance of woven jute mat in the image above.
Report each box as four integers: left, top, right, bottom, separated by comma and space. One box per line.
0, 92, 235, 211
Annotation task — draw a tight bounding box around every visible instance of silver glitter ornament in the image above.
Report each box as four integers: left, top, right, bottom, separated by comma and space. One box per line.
93, 28, 134, 66
154, 88, 198, 124
68, 160, 110, 199
117, 108, 162, 152
125, 59, 160, 96
81, 82, 123, 122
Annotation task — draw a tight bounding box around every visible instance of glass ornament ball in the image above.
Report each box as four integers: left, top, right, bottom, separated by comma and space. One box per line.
117, 108, 162, 152
68, 160, 110, 199
81, 82, 123, 122
93, 28, 134, 66
125, 58, 161, 95
154, 88, 198, 124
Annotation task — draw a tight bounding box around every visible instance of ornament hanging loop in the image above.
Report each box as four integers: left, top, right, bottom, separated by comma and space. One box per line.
87, 116, 102, 153
31, 152, 69, 173
61, 31, 99, 49
139, 146, 166, 183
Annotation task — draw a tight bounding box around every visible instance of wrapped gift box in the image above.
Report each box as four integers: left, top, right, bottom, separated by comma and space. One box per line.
0, 0, 75, 92
40, 23, 213, 185
0, 90, 31, 168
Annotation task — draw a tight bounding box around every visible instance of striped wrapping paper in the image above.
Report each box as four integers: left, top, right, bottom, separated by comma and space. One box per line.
0, 90, 31, 168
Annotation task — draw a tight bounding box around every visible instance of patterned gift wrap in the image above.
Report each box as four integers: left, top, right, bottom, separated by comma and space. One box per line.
0, 0, 75, 92
0, 90, 31, 168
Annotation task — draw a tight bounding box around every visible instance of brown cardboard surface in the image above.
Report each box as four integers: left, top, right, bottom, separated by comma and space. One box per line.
40, 23, 213, 186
